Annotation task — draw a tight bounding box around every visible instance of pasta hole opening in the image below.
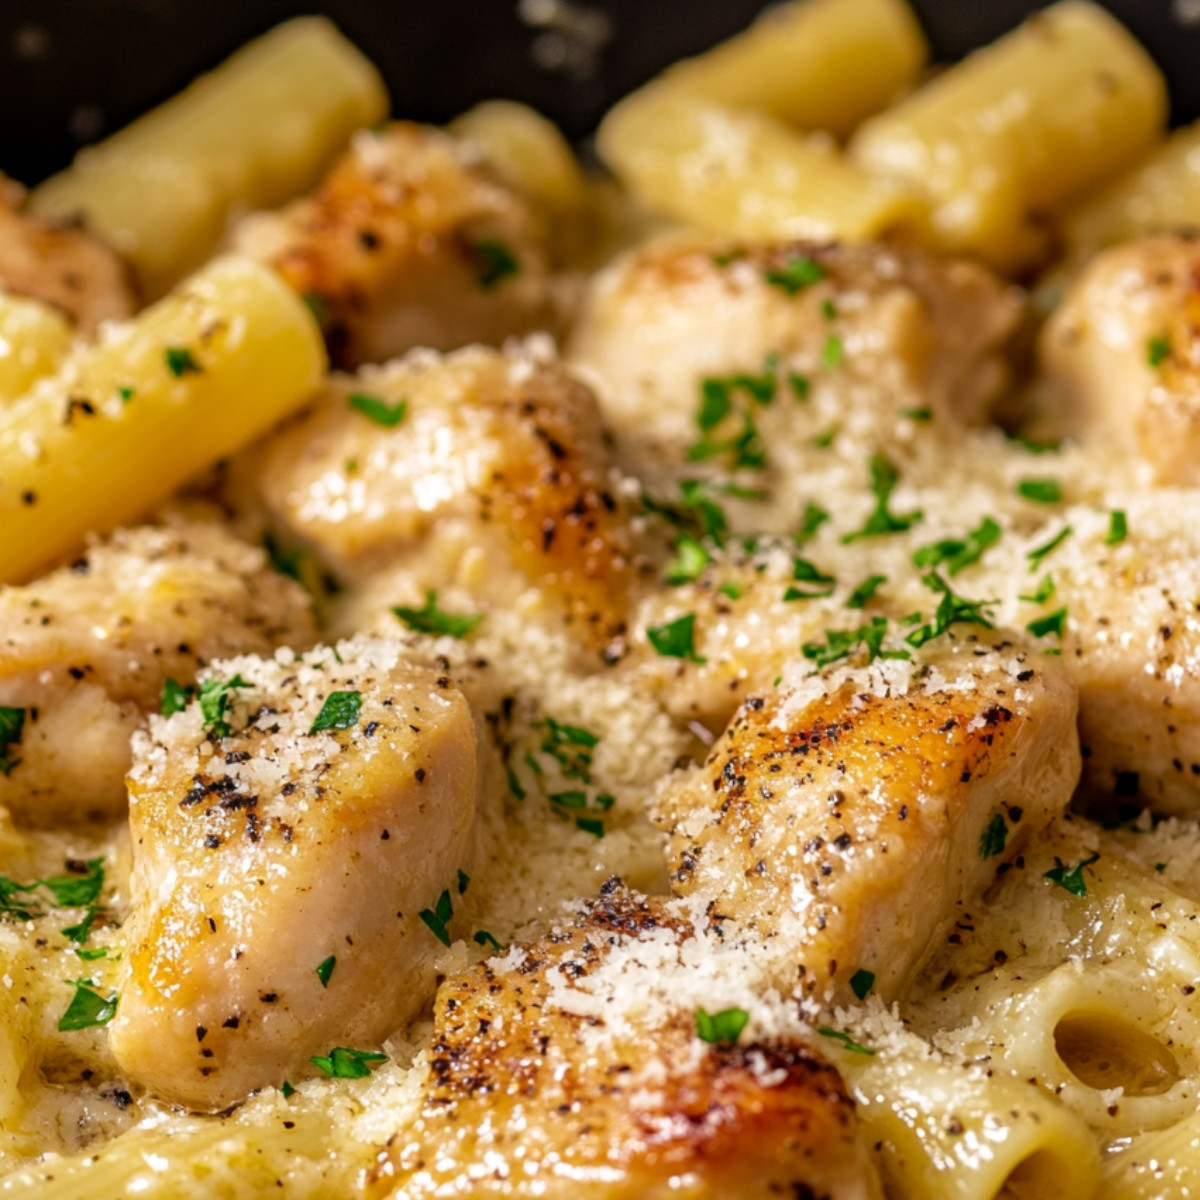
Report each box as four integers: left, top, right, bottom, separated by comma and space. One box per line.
995, 1147, 1076, 1199
1053, 1012, 1180, 1096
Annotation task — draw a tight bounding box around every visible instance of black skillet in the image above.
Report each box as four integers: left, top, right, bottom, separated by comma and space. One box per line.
1, 0, 1198, 189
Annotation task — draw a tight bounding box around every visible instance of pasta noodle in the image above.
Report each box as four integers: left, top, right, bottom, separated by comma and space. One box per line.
30, 19, 387, 298
849, 0, 1167, 270
0, 256, 325, 585
0, 295, 71, 402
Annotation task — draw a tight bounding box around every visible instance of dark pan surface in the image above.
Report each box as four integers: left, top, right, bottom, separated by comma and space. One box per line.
2, 0, 1200, 187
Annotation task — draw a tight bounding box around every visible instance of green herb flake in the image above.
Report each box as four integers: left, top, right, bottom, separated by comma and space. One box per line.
1026, 525, 1073, 571
822, 334, 844, 368
474, 239, 521, 289
818, 1027, 876, 1055
74, 946, 109, 961
301, 291, 330, 324
842, 454, 921, 543
309, 690, 362, 735
392, 590, 484, 638
979, 813, 1008, 859
262, 532, 304, 582
0, 706, 26, 776
281, 1081, 297, 1098
1017, 478, 1062, 504
1045, 853, 1100, 897
457, 869, 470, 895
197, 674, 250, 740
718, 581, 743, 600
846, 574, 887, 610
117, 386, 135, 404
763, 254, 825, 296
849, 969, 875, 1001
474, 930, 503, 952
39, 858, 105, 908
1026, 607, 1067, 639
902, 407, 933, 422
419, 889, 454, 947
316, 955, 336, 988
58, 980, 118, 1031
539, 717, 599, 782
61, 907, 98, 944
550, 790, 588, 809
905, 572, 997, 648
798, 502, 830, 543
1106, 510, 1128, 546
812, 425, 838, 450
646, 614, 705, 662
820, 298, 838, 321
1156, 862, 1168, 874
695, 1006, 750, 1045
1147, 335, 1171, 369
164, 346, 201, 378
1020, 574, 1056, 604
576, 816, 605, 838
912, 516, 1001, 576
506, 767, 526, 802
697, 379, 733, 431
803, 616, 910, 669
788, 372, 811, 402
665, 535, 711, 586
785, 557, 837, 601
310, 1047, 388, 1079
159, 679, 194, 717
349, 392, 408, 427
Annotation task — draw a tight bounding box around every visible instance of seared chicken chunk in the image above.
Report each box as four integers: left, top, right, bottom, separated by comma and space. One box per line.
111, 636, 479, 1111
0, 176, 135, 333
568, 236, 1019, 484
234, 123, 555, 367
0, 522, 313, 825
652, 638, 1080, 1002
371, 885, 882, 1200
252, 341, 639, 655
1039, 234, 1200, 485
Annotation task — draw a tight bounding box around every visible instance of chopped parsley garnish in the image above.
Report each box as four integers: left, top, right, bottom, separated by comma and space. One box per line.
695, 1006, 750, 1045
1147, 335, 1171, 368
912, 516, 1001, 576
392, 590, 484, 638
902, 407, 933, 421
842, 454, 921, 543
1026, 525, 1072, 571
549, 790, 587, 808
301, 291, 330, 323
812, 425, 838, 450
784, 557, 836, 601
263, 531, 304, 582
718, 581, 743, 600
818, 1027, 876, 1055
539, 717, 598, 781
1020, 574, 1056, 604
457, 869, 470, 895
1017, 478, 1062, 504
822, 333, 844, 368
1106, 510, 1127, 545
697, 378, 733, 430
473, 239, 521, 289
1045, 853, 1100, 897
39, 858, 105, 908
62, 909, 98, 944
159, 679, 194, 717
164, 346, 201, 377
310, 1047, 388, 1079
803, 616, 910, 668
309, 690, 362, 735
820, 298, 837, 321
1010, 434, 1062, 454
576, 816, 606, 838
846, 574, 887, 609
506, 767, 526, 801
58, 980, 118, 1031
905, 572, 996, 648
980, 813, 1008, 859
688, 372, 772, 469
281, 1081, 297, 1098
646, 613, 705, 662
75, 945, 108, 961
789, 372, 811, 401
665, 535, 711, 586
1026, 607, 1067, 639
349, 392, 407, 427
419, 889, 454, 947
0, 706, 26, 776
798, 502, 830, 543
474, 930, 503, 952
849, 969, 875, 1001
316, 956, 336, 988
763, 254, 825, 295
197, 675, 250, 740
117, 386, 135, 404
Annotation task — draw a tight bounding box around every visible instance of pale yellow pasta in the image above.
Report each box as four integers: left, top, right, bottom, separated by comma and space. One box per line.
0, 295, 72, 402
843, 1052, 1102, 1200
850, 0, 1166, 270
649, 0, 927, 138
0, 256, 326, 586
1065, 119, 1200, 259
597, 93, 920, 243
1099, 1109, 1200, 1199
31, 18, 388, 298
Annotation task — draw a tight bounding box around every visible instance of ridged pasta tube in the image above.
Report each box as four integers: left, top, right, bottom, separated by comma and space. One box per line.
0, 256, 326, 586
31, 18, 388, 298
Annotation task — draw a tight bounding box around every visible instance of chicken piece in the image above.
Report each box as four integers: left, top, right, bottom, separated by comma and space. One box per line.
1038, 233, 1200, 486
651, 636, 1080, 1003
370, 884, 883, 1200
110, 636, 479, 1112
233, 122, 555, 368
567, 236, 1019, 476
0, 176, 135, 333
251, 341, 639, 656
0, 522, 314, 826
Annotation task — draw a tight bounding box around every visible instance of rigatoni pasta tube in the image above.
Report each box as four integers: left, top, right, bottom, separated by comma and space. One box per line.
650, 0, 927, 138
0, 294, 72, 402
849, 0, 1166, 271
597, 92, 919, 244
0, 256, 326, 586
31, 18, 388, 298
1099, 1109, 1200, 1199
